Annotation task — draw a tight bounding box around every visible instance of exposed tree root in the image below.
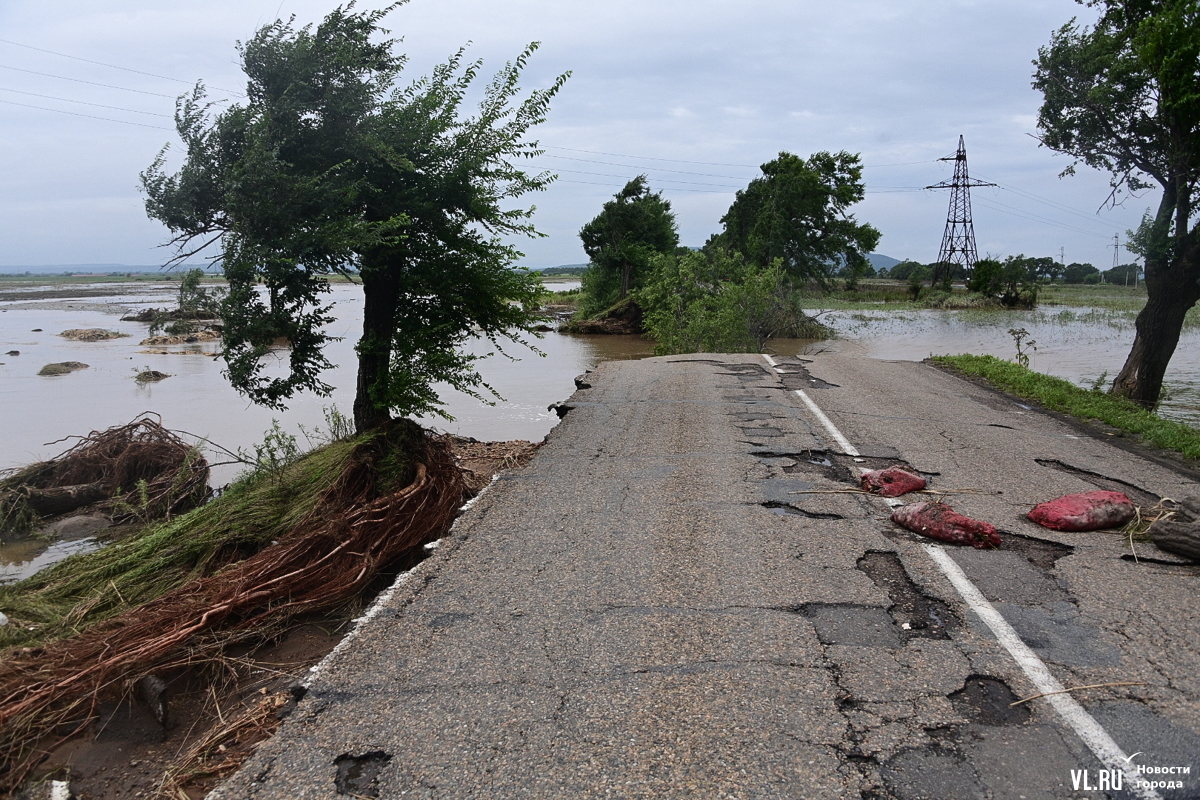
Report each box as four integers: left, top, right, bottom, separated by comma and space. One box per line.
0, 422, 467, 793
0, 415, 211, 533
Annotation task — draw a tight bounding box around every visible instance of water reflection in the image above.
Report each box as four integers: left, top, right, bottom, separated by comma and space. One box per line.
824, 308, 1200, 427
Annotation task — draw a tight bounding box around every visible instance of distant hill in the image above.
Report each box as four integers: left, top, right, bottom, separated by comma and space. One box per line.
867, 254, 900, 272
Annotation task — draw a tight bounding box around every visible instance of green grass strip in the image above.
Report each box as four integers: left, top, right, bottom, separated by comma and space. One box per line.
932, 354, 1200, 461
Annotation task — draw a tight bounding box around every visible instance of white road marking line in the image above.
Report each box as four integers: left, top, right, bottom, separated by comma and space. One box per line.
762, 354, 860, 456
794, 389, 861, 457
923, 545, 1161, 800
768, 360, 1161, 800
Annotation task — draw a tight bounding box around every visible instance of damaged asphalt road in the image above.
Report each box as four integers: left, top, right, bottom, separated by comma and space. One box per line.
214, 352, 1200, 800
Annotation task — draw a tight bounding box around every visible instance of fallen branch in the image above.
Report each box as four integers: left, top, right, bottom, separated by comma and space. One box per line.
1009, 681, 1148, 707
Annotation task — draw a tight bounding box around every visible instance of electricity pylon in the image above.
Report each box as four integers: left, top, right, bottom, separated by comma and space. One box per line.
925, 136, 994, 286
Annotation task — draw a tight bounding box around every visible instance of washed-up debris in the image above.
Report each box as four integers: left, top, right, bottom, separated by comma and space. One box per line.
58, 328, 127, 341
861, 466, 926, 497
0, 415, 210, 532
134, 369, 170, 382
1149, 496, 1200, 561
5, 350, 17, 356
1027, 491, 1135, 531
37, 361, 88, 376
140, 330, 222, 346
891, 501, 1001, 549
0, 421, 465, 792
121, 307, 219, 323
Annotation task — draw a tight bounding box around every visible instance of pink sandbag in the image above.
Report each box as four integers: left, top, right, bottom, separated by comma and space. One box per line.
861, 467, 926, 497
1027, 491, 1135, 531
891, 501, 1001, 549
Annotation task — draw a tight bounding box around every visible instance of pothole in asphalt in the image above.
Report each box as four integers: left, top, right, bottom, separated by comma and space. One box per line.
1001, 532, 1074, 570
1034, 459, 1160, 506
761, 501, 844, 520
720, 363, 771, 375
856, 551, 956, 641
768, 360, 840, 389
740, 426, 784, 438
334, 751, 392, 797
948, 676, 1030, 726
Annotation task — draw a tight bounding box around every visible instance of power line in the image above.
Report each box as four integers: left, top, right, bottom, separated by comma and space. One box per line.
973, 172, 1117, 228
0, 98, 172, 130
0, 37, 246, 97
553, 178, 736, 194
0, 63, 179, 98
0, 86, 170, 117
973, 197, 1112, 239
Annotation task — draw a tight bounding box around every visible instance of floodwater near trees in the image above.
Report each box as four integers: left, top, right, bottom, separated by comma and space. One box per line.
821, 306, 1200, 428
2, 278, 1198, 583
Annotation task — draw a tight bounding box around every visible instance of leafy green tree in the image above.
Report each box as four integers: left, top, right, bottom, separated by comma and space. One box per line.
888, 260, 925, 281
1063, 261, 1100, 283
968, 256, 1039, 307
1024, 256, 1063, 282
1034, 0, 1200, 407
1103, 262, 1143, 285
141, 5, 568, 433
578, 176, 678, 314
967, 258, 1003, 295
638, 248, 822, 354
719, 151, 880, 287
907, 264, 931, 300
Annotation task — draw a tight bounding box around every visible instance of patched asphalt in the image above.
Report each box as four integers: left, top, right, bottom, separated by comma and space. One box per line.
213, 352, 1200, 800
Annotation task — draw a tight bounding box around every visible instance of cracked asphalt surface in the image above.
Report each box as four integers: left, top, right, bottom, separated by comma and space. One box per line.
213, 352, 1200, 799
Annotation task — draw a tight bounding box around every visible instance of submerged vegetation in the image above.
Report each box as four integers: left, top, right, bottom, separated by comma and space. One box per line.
933, 354, 1200, 461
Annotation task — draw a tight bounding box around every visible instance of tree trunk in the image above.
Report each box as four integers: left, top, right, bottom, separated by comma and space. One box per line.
23, 482, 108, 516
620, 260, 632, 300
1111, 251, 1200, 408
353, 268, 401, 434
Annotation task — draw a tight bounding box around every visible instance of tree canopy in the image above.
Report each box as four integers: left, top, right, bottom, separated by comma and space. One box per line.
637, 249, 823, 355
142, 4, 568, 432
718, 151, 880, 287
1034, 0, 1200, 406
578, 175, 678, 313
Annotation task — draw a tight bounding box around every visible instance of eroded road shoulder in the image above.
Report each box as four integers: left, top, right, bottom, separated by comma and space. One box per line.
213, 352, 1199, 800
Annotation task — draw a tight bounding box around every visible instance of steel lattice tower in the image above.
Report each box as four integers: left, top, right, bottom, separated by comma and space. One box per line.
925, 136, 994, 285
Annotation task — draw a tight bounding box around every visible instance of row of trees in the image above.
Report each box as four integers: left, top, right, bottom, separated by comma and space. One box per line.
885, 257, 1141, 286
576, 152, 879, 351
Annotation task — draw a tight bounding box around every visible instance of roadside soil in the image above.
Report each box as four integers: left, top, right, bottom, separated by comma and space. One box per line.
15, 437, 540, 800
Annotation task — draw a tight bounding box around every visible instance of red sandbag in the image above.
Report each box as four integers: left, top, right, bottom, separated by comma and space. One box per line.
891, 501, 1001, 549
861, 467, 926, 497
1027, 491, 1135, 531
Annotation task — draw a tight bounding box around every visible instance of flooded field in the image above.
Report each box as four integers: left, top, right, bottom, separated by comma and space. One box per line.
2, 277, 1197, 582
821, 306, 1200, 428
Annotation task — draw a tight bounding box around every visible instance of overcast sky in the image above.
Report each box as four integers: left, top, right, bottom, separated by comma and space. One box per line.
0, 0, 1148, 270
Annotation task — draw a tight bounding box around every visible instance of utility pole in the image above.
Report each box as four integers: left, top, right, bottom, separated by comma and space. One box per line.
926, 136, 995, 288
1109, 234, 1120, 285
1060, 247, 1065, 281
